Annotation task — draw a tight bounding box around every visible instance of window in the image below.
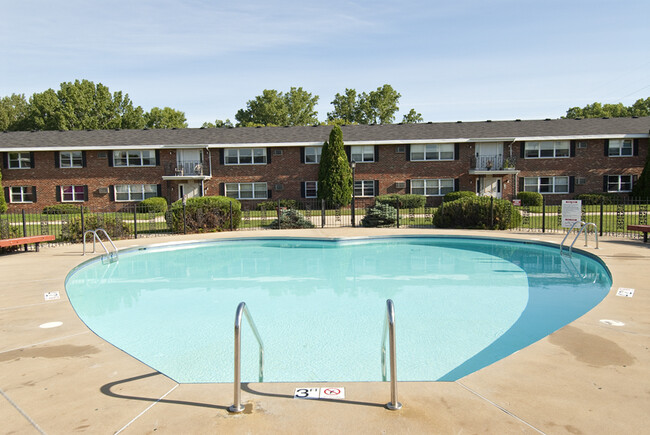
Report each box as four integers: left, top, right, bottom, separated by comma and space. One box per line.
304, 147, 322, 164
524, 141, 570, 158
350, 145, 375, 163
354, 180, 376, 197
225, 148, 267, 165
61, 185, 85, 202
523, 176, 569, 193
60, 151, 83, 168
304, 181, 318, 198
607, 175, 633, 192
608, 139, 633, 157
410, 144, 454, 161
410, 179, 454, 196
114, 184, 157, 201
9, 186, 35, 203
113, 150, 156, 167
225, 182, 268, 199
8, 152, 32, 169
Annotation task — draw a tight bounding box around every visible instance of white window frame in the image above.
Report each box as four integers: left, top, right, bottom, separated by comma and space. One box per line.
354, 180, 375, 197
224, 148, 267, 165
523, 176, 569, 194
9, 186, 34, 203
607, 175, 633, 192
61, 185, 85, 202
410, 179, 455, 196
304, 147, 322, 164
410, 144, 454, 161
60, 151, 83, 168
8, 152, 31, 169
113, 150, 156, 167
350, 145, 375, 163
114, 184, 158, 201
225, 182, 268, 199
524, 141, 570, 159
304, 181, 318, 198
608, 139, 633, 157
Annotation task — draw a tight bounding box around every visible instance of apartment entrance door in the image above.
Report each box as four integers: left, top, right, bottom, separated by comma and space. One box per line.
477, 176, 502, 198
179, 182, 201, 200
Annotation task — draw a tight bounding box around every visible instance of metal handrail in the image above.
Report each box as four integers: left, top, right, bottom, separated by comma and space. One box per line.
570, 222, 599, 254
560, 221, 585, 254
381, 299, 402, 411
82, 229, 119, 261
228, 302, 264, 414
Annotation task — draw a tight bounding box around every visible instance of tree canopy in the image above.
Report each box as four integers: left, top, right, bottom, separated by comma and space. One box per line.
201, 119, 233, 128
565, 98, 650, 119
317, 125, 352, 206
235, 87, 319, 127
145, 106, 188, 129
327, 85, 405, 124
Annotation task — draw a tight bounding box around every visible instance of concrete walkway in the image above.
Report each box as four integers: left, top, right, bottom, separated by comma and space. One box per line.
1, 228, 648, 434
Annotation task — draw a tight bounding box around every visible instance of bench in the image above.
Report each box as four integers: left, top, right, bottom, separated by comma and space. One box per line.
627, 225, 650, 243
0, 235, 56, 252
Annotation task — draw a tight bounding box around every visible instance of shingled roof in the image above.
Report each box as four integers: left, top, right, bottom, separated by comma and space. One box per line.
1, 117, 649, 151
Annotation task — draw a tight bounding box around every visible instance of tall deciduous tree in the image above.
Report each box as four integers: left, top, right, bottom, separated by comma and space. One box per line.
317, 125, 352, 206
565, 98, 650, 118
402, 108, 423, 123
327, 89, 359, 124
328, 84, 417, 124
235, 87, 319, 126
145, 107, 188, 129
201, 119, 233, 128
0, 94, 29, 131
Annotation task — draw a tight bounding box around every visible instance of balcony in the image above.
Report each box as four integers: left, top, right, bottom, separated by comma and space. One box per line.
162, 160, 211, 180
469, 155, 519, 175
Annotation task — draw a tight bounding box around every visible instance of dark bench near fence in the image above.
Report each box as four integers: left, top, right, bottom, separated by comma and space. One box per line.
627, 225, 650, 243
0, 235, 56, 252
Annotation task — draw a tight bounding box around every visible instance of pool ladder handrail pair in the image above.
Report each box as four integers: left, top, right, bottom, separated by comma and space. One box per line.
229, 299, 402, 414
560, 221, 599, 255
83, 228, 119, 262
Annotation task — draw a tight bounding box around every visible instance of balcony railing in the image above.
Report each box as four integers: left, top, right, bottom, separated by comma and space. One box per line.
164, 160, 208, 177
470, 155, 517, 171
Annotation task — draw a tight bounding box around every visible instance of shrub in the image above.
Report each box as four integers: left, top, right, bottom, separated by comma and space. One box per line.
361, 203, 397, 227
433, 196, 521, 230
170, 196, 241, 233
574, 193, 617, 205
42, 204, 88, 214
318, 125, 352, 206
375, 194, 425, 209
268, 209, 314, 229
443, 191, 475, 202
0, 169, 6, 214
257, 199, 302, 210
516, 191, 543, 207
139, 197, 168, 213
60, 214, 132, 243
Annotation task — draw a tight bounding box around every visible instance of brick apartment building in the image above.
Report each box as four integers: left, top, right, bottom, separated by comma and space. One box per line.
1, 117, 648, 211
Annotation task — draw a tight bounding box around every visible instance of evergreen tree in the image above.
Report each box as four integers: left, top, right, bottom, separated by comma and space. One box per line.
632, 151, 650, 199
317, 125, 352, 206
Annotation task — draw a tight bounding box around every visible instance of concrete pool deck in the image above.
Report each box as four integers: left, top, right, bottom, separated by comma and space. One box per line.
1, 228, 648, 434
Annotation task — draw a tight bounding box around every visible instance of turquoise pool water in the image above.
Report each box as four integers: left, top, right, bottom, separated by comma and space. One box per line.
65, 237, 612, 383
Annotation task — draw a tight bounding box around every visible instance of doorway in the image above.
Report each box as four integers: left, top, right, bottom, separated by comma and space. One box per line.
179, 182, 201, 200
477, 176, 502, 199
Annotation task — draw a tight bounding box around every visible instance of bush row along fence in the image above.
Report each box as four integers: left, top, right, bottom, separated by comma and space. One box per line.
1, 197, 648, 248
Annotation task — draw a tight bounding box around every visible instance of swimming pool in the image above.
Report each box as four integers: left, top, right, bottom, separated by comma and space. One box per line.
65, 236, 611, 383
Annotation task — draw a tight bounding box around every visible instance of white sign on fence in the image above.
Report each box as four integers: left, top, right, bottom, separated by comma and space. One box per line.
561, 200, 582, 228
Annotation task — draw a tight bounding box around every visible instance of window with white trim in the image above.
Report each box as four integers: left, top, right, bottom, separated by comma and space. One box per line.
9, 186, 35, 203
523, 176, 569, 193
61, 185, 85, 202
350, 145, 374, 162
225, 182, 268, 199
113, 150, 156, 167
114, 184, 157, 201
410, 144, 454, 161
304, 181, 318, 198
410, 179, 454, 196
607, 175, 633, 192
60, 151, 83, 168
524, 141, 570, 158
608, 139, 633, 157
225, 148, 267, 165
354, 180, 375, 197
304, 147, 321, 164
8, 152, 31, 169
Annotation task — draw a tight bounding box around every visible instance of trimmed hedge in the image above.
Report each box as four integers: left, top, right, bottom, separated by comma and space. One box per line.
361, 203, 397, 227
375, 194, 425, 209
443, 191, 475, 202
170, 196, 241, 233
574, 193, 618, 205
268, 209, 314, 229
42, 204, 87, 214
433, 196, 521, 230
516, 191, 543, 207
139, 197, 168, 213
60, 214, 132, 243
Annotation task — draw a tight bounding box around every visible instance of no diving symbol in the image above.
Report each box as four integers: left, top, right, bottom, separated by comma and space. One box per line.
319, 387, 345, 399
323, 388, 340, 396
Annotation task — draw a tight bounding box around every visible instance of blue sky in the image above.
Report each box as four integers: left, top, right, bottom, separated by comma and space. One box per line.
2, 0, 649, 127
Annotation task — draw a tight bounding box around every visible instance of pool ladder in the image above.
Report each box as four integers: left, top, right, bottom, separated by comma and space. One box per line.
560, 221, 598, 256
83, 228, 119, 262
229, 299, 402, 414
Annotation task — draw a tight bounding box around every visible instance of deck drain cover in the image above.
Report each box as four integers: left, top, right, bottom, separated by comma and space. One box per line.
599, 319, 624, 326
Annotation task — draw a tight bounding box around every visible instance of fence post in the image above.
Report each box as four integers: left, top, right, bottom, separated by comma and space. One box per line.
230, 201, 233, 231
277, 199, 281, 229
396, 200, 400, 228
321, 199, 326, 228
133, 204, 138, 239
599, 198, 604, 237
22, 209, 28, 251
490, 197, 494, 228
182, 200, 187, 234
81, 206, 85, 238
542, 196, 546, 233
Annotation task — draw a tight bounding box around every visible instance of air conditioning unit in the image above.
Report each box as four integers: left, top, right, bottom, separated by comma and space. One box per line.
273, 149, 283, 156
395, 181, 406, 189
97, 151, 108, 158
97, 187, 109, 194
274, 184, 284, 191
577, 142, 587, 149
576, 177, 587, 185
395, 146, 406, 153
